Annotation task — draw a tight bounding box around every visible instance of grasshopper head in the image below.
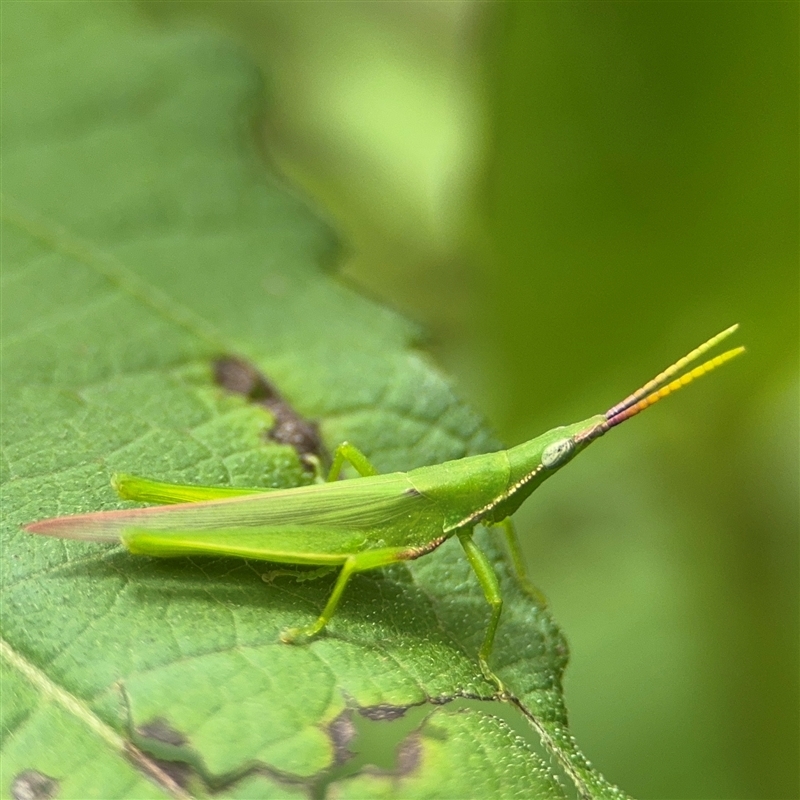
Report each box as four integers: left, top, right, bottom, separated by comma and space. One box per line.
537, 415, 605, 471
489, 326, 743, 524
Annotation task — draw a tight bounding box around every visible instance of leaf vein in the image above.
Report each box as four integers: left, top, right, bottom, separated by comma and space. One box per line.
1, 194, 230, 352
0, 290, 121, 349
0, 636, 126, 750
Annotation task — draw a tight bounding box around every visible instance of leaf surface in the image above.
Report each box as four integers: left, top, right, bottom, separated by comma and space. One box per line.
0, 4, 627, 798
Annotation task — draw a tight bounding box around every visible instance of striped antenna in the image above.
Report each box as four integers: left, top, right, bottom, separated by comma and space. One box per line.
605, 324, 740, 420
573, 326, 744, 444
604, 345, 745, 430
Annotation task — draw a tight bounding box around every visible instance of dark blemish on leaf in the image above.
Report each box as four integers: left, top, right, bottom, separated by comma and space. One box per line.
395, 732, 423, 777
213, 356, 263, 396
213, 356, 328, 470
403, 487, 421, 498
358, 704, 413, 722
328, 710, 357, 765
136, 717, 187, 747
130, 719, 194, 792
429, 690, 495, 705
125, 738, 195, 798
140, 756, 192, 794
118, 685, 193, 798
10, 770, 59, 800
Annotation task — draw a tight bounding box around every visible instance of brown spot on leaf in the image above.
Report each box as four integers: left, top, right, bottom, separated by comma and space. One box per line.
358, 704, 412, 722
213, 357, 263, 397
153, 760, 192, 792
136, 717, 187, 747
127, 747, 195, 798
328, 710, 357, 765
395, 732, 423, 777
131, 719, 194, 792
213, 356, 328, 469
10, 770, 59, 800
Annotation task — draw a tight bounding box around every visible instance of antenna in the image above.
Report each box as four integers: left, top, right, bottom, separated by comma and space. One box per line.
605, 324, 740, 420
575, 326, 744, 443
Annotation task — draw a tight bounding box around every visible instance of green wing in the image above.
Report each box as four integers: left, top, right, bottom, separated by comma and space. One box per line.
26, 473, 444, 552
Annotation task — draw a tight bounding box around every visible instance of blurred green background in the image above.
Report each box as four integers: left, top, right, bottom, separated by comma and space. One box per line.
144, 3, 798, 798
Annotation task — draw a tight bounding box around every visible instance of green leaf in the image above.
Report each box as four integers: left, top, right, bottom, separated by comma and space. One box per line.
328, 707, 567, 799
1, 644, 169, 800
1, 4, 628, 799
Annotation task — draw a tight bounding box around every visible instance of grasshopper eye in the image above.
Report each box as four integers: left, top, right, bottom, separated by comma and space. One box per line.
542, 438, 575, 469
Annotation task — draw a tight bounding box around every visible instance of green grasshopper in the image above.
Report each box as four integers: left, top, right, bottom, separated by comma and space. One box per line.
25, 327, 743, 692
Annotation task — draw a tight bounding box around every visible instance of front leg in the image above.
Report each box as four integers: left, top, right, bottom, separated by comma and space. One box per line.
327, 441, 379, 481
457, 530, 506, 697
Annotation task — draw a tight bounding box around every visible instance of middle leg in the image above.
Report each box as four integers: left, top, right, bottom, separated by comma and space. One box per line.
279, 546, 407, 644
